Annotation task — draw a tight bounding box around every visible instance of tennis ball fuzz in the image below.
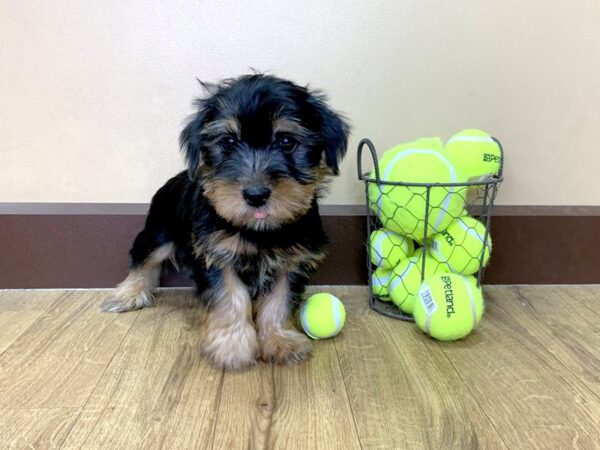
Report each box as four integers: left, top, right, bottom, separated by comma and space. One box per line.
369, 229, 414, 269
444, 129, 501, 180
389, 248, 446, 314
368, 137, 444, 216
414, 273, 484, 341
372, 266, 394, 301
430, 217, 492, 275
372, 145, 466, 240
300, 293, 346, 339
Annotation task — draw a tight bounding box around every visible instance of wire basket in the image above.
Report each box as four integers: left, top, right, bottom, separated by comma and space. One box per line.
357, 138, 504, 321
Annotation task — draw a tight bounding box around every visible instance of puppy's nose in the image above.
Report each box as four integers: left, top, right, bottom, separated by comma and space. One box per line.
243, 187, 271, 207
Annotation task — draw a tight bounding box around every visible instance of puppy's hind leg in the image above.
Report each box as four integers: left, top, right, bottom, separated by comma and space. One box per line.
101, 230, 175, 313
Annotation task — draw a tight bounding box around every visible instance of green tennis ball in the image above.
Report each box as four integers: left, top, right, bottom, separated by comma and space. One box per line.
414, 273, 484, 341
372, 266, 393, 301
389, 248, 447, 314
369, 229, 414, 269
369, 142, 466, 241
300, 293, 346, 339
368, 137, 444, 216
444, 129, 501, 180
430, 217, 492, 275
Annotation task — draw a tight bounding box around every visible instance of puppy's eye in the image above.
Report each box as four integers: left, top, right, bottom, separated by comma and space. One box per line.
219, 135, 238, 149
275, 135, 297, 152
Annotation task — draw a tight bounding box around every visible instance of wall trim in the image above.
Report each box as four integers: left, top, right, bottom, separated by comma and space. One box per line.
0, 202, 367, 216
2, 203, 600, 216
0, 203, 599, 288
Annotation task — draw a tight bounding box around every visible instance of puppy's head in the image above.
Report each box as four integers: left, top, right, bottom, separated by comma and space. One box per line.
180, 74, 350, 230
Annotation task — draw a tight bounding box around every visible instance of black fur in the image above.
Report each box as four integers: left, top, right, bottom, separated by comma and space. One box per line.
129, 74, 350, 306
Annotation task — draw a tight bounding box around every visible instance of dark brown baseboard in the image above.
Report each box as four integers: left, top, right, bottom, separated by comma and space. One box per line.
1, 204, 599, 288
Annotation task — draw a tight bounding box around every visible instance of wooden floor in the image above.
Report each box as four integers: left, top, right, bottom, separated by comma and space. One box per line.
1, 286, 600, 449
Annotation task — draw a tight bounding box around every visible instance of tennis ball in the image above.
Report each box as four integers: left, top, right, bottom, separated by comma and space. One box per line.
368, 137, 444, 216
444, 129, 501, 180
414, 273, 484, 341
372, 266, 393, 301
300, 293, 346, 339
430, 217, 492, 275
369, 229, 414, 269
389, 248, 447, 314
369, 142, 466, 241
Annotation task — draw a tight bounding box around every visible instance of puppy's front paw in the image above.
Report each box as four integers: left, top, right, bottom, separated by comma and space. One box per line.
101, 271, 157, 313
201, 322, 258, 371
100, 286, 154, 313
260, 329, 312, 365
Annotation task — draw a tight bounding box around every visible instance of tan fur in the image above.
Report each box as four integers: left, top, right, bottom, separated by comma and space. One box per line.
255, 273, 312, 364
194, 230, 257, 268
203, 177, 320, 231
272, 117, 311, 137
270, 244, 325, 270
188, 118, 241, 177
200, 117, 240, 138
202, 179, 249, 227
101, 243, 175, 313
200, 266, 258, 370
268, 178, 317, 223
238, 243, 326, 287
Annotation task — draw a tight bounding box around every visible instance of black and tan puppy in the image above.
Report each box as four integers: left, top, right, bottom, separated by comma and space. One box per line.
102, 74, 350, 370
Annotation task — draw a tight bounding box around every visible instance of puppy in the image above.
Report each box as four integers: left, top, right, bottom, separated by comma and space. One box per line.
102, 74, 350, 370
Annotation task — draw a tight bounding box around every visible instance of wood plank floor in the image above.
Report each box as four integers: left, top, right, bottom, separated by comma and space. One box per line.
0, 285, 599, 449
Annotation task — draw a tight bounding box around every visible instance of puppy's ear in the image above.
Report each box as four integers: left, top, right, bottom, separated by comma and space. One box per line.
179, 105, 210, 180
308, 92, 351, 175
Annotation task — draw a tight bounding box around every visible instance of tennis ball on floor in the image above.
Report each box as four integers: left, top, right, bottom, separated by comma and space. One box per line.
372, 266, 393, 301
370, 143, 466, 241
389, 248, 447, 314
430, 216, 492, 275
414, 273, 483, 340
300, 293, 346, 339
444, 129, 502, 180
369, 229, 414, 269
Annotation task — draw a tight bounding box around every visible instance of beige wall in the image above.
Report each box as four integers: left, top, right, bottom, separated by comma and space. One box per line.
1, 1, 599, 205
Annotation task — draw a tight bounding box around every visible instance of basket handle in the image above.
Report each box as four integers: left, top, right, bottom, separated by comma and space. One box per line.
357, 138, 381, 182
491, 136, 505, 178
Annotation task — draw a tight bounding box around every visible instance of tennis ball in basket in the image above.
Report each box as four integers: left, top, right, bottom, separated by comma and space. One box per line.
430, 217, 492, 275
444, 129, 501, 180
369, 229, 414, 269
367, 137, 444, 216
300, 293, 346, 339
414, 273, 484, 341
389, 248, 447, 314
372, 266, 393, 301
371, 144, 466, 241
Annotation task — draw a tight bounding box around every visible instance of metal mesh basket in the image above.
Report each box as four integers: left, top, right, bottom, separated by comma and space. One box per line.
357, 138, 504, 321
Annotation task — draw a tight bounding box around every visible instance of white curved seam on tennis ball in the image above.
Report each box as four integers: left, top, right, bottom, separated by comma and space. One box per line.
457, 219, 491, 253
331, 298, 342, 337
382, 148, 457, 232
432, 151, 458, 231
388, 260, 414, 293
374, 272, 392, 287
447, 135, 494, 144
425, 313, 432, 334
382, 148, 454, 181
300, 304, 316, 339
464, 278, 478, 327
429, 245, 451, 271
373, 231, 386, 266
376, 185, 384, 219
